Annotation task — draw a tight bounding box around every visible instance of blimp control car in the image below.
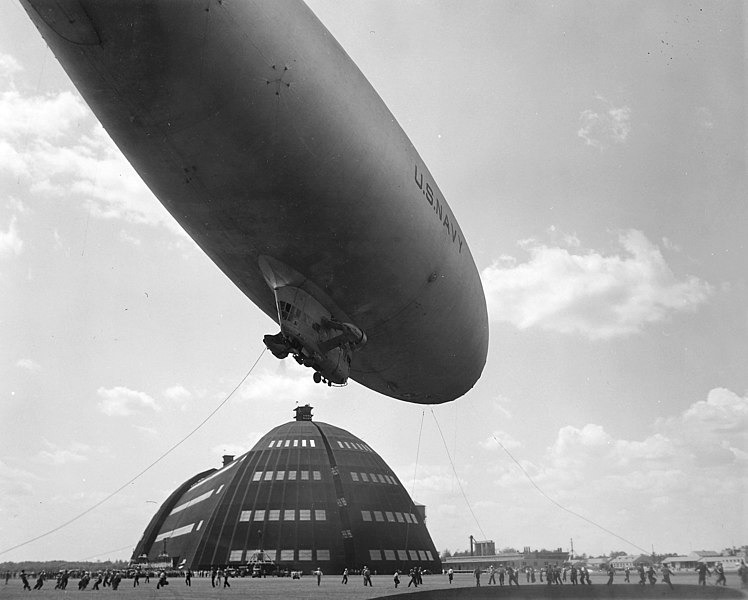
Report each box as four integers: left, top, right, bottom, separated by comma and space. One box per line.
21, 0, 489, 404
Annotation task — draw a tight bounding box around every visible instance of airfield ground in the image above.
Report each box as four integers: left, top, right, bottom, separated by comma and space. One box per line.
0, 572, 745, 600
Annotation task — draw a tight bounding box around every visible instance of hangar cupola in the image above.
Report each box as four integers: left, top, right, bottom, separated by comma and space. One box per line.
293, 404, 313, 421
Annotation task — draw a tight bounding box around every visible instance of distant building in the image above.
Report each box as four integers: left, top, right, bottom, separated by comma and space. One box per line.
586, 556, 612, 571
442, 548, 568, 572
131, 405, 441, 574
472, 539, 495, 556
610, 555, 649, 570
661, 551, 745, 572
697, 554, 746, 572
661, 555, 694, 570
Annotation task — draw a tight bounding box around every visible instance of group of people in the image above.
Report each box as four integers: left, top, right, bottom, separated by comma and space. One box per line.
18, 569, 127, 592
209, 567, 231, 588
339, 565, 423, 588
473, 564, 584, 587
14, 568, 185, 592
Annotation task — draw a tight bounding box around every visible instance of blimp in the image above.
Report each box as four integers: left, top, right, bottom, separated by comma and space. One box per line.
21, 0, 488, 404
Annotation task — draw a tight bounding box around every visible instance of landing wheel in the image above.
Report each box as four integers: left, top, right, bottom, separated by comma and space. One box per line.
313, 372, 322, 384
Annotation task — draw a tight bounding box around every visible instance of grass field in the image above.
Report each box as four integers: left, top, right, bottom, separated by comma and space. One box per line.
1, 572, 745, 600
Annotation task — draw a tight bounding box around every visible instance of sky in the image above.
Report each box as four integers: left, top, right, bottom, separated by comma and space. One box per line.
0, 0, 745, 563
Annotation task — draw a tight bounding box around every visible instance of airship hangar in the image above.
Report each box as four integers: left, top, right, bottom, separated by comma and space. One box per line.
132, 405, 441, 574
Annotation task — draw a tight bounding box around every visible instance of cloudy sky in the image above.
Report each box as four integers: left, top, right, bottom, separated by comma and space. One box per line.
1, 0, 745, 562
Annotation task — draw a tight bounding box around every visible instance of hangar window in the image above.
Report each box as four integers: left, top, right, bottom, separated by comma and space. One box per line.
229, 550, 243, 562
276, 471, 285, 480
293, 439, 299, 447
299, 509, 311, 521
337, 441, 344, 448
312, 471, 321, 480
298, 550, 312, 561
369, 550, 382, 561
384, 550, 396, 561
344, 442, 351, 449
283, 510, 295, 521
425, 551, 434, 560
418, 550, 426, 561
361, 511, 372, 522
196, 520, 204, 531
300, 471, 309, 480
350, 472, 359, 482
385, 512, 395, 522
284, 440, 291, 448
302, 440, 307, 447
309, 440, 316, 447
360, 473, 369, 482
253, 510, 265, 521
410, 513, 419, 524
373, 511, 384, 522
288, 471, 297, 481
384, 475, 394, 484
268, 510, 280, 521
369, 473, 377, 482
403, 513, 413, 523
377, 474, 386, 483
317, 550, 330, 561
264, 471, 273, 481
397, 550, 408, 561
315, 510, 326, 521
408, 550, 418, 561
268, 441, 275, 448
396, 512, 405, 523
252, 472, 262, 482
239, 511, 251, 522
280, 549, 294, 561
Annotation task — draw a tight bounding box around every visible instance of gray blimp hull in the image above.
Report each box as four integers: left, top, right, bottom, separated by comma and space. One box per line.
22, 0, 488, 403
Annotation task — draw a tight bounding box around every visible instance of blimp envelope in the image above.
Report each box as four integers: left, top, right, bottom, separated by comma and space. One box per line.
21, 0, 489, 404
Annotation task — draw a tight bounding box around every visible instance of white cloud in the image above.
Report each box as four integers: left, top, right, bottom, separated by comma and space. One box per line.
97, 386, 161, 416
236, 367, 327, 404
163, 384, 193, 405
161, 384, 204, 411
0, 53, 22, 78
38, 440, 90, 465
397, 462, 464, 495
481, 229, 713, 340
0, 65, 181, 232
463, 389, 747, 553
0, 215, 23, 256
135, 425, 159, 436
119, 229, 142, 246
0, 459, 37, 499
15, 357, 40, 371
578, 95, 631, 150
529, 388, 746, 504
